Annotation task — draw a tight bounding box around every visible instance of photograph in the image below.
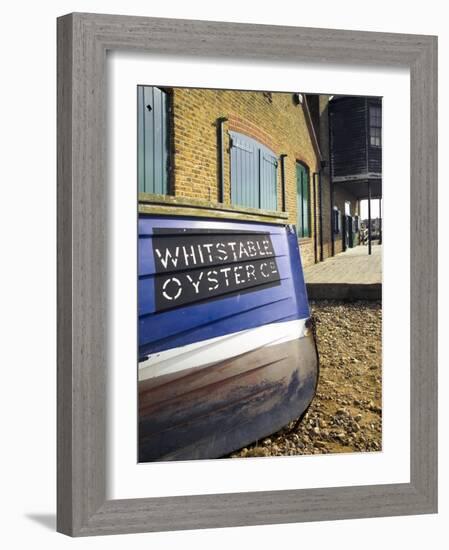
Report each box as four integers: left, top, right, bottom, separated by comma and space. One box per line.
46, 4, 438, 539
137, 87, 382, 462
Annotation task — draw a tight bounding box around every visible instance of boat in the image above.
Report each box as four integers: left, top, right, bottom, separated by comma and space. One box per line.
138, 209, 319, 461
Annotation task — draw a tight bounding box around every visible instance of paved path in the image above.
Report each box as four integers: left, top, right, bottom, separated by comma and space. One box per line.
304, 245, 382, 300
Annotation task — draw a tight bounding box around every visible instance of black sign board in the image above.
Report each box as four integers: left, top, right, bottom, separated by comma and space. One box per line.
152, 228, 281, 312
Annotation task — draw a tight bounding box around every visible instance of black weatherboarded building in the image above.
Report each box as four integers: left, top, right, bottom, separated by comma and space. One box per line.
329, 96, 382, 253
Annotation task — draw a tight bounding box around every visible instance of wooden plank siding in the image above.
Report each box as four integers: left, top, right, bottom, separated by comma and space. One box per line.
330, 96, 369, 179
367, 98, 382, 174
138, 86, 170, 194
330, 96, 382, 182
230, 131, 278, 211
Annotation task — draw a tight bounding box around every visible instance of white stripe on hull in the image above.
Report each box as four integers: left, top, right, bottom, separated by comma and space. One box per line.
139, 318, 308, 382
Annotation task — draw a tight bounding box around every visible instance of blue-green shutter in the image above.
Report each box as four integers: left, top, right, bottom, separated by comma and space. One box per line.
230, 131, 277, 210
302, 169, 309, 236
296, 163, 310, 238
260, 150, 278, 210
138, 86, 169, 194
230, 132, 259, 208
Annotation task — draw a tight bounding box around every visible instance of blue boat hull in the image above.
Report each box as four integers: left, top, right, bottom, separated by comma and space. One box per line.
138, 214, 318, 461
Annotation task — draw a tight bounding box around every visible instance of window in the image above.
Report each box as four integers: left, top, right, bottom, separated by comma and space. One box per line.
369, 105, 382, 147
333, 207, 341, 234
296, 162, 311, 238
229, 131, 278, 210
137, 86, 170, 194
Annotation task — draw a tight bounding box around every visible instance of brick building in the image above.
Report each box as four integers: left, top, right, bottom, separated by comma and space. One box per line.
138, 87, 381, 267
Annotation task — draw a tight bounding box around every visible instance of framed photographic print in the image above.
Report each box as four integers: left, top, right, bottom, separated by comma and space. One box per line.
57, 12, 437, 536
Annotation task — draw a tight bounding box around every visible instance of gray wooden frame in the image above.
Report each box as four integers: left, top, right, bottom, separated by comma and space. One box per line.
57, 12, 438, 536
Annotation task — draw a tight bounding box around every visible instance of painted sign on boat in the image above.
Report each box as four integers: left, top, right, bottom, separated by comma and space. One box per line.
152, 229, 281, 311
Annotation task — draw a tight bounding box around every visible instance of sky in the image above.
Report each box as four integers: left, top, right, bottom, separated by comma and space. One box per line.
360, 199, 381, 220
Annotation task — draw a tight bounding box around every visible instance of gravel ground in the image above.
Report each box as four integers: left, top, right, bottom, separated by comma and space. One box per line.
228, 300, 382, 458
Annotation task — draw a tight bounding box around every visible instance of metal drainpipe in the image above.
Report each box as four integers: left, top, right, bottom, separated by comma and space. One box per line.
328, 111, 335, 257
217, 117, 228, 203
280, 154, 288, 212
368, 180, 372, 255
330, 178, 335, 256
318, 163, 324, 261
312, 172, 318, 263
379, 198, 382, 245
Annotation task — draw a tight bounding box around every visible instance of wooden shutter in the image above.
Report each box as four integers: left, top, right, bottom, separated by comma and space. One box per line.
296, 163, 310, 237
230, 132, 259, 208
137, 86, 169, 194
260, 149, 278, 210
230, 131, 277, 210
296, 164, 302, 236
302, 168, 309, 237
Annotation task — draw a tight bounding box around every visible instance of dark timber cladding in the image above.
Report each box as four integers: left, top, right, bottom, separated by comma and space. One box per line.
329, 96, 382, 200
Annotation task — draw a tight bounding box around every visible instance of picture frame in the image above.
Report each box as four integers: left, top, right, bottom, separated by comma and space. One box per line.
57, 12, 437, 536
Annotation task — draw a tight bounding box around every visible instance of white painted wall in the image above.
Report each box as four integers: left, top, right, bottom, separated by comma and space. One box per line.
0, 1, 446, 548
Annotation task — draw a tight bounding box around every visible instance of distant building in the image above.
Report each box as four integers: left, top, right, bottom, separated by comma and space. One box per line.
306, 94, 382, 256
362, 217, 382, 242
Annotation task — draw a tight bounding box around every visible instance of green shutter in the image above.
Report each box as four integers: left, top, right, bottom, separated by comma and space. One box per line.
296, 163, 310, 238
137, 86, 169, 195
302, 168, 309, 237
